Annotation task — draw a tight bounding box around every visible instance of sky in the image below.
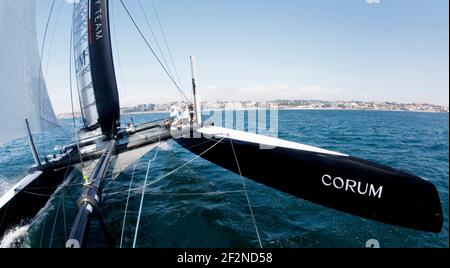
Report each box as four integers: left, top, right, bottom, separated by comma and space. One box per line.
36, 0, 449, 114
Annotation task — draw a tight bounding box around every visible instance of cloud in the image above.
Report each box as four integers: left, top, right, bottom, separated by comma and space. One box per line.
366, 0, 380, 4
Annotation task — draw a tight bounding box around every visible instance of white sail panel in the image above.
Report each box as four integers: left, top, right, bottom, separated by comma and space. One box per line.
0, 0, 58, 145
73, 0, 99, 129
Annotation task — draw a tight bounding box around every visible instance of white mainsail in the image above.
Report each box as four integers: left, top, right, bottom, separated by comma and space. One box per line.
0, 0, 58, 145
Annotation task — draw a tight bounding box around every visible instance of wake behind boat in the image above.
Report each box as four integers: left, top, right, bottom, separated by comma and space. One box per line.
0, 0, 444, 248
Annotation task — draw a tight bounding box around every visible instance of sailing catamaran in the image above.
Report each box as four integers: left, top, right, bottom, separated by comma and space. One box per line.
0, 0, 443, 248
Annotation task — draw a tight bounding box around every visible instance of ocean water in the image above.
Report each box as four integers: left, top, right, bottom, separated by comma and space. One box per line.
0, 110, 448, 248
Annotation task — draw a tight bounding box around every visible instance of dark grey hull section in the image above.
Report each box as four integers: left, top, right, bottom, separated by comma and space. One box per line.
176, 136, 443, 233
0, 121, 171, 240
0, 168, 74, 238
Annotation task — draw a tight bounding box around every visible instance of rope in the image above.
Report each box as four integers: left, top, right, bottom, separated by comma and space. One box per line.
151, 0, 185, 93
137, 0, 175, 84
48, 188, 63, 248
35, 152, 74, 248
118, 0, 191, 103
37, 0, 56, 126
144, 190, 245, 197
98, 206, 115, 248
229, 138, 263, 248
119, 163, 137, 248
44, 0, 64, 77
132, 141, 163, 248
140, 138, 225, 190
97, 138, 225, 197
62, 186, 67, 241
64, 183, 78, 207
37, 0, 57, 159
125, 138, 223, 248
68, 3, 85, 173
145, 138, 224, 186
48, 151, 74, 248
110, 0, 128, 97
69, 6, 76, 129
21, 188, 245, 200
39, 215, 47, 248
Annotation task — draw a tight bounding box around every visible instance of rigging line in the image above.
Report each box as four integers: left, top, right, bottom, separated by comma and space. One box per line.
36, 0, 57, 160
64, 183, 78, 207
98, 206, 115, 248
37, 0, 57, 128
99, 140, 163, 203
19, 181, 82, 190
21, 190, 86, 199
89, 138, 225, 198
118, 0, 191, 103
72, 3, 87, 128
101, 160, 122, 202
44, 0, 64, 78
110, 0, 128, 97
55, 125, 75, 142
22, 169, 80, 199
49, 150, 75, 248
37, 156, 75, 248
140, 138, 225, 190
119, 162, 137, 248
84, 154, 101, 175
48, 188, 63, 248
69, 4, 77, 130
19, 188, 245, 202
39, 215, 47, 248
102, 138, 225, 198
17, 180, 82, 190
151, 0, 185, 93
107, 188, 245, 197
62, 186, 67, 241
229, 138, 263, 249
137, 0, 175, 80
32, 154, 75, 247
69, 17, 78, 133
132, 138, 163, 248
145, 190, 245, 197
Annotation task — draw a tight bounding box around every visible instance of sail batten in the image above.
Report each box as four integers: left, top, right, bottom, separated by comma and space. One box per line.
0, 0, 58, 145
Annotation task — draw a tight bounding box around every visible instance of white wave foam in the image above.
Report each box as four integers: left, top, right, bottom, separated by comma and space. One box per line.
159, 141, 172, 151
0, 225, 30, 248
0, 178, 11, 196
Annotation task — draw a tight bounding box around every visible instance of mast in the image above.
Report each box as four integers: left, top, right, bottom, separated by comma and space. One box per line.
88, 0, 120, 136
25, 119, 41, 167
190, 56, 201, 125
74, 0, 120, 136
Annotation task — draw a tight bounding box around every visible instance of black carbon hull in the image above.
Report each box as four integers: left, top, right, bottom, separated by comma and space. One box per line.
0, 167, 74, 238
176, 136, 443, 233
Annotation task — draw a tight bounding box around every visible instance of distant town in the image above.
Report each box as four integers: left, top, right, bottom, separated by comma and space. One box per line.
58, 100, 449, 119
120, 100, 449, 113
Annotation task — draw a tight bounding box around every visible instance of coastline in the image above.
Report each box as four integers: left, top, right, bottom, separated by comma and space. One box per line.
276, 107, 449, 113
57, 108, 448, 120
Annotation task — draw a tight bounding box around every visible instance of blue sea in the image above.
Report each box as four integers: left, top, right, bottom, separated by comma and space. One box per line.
0, 110, 448, 248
